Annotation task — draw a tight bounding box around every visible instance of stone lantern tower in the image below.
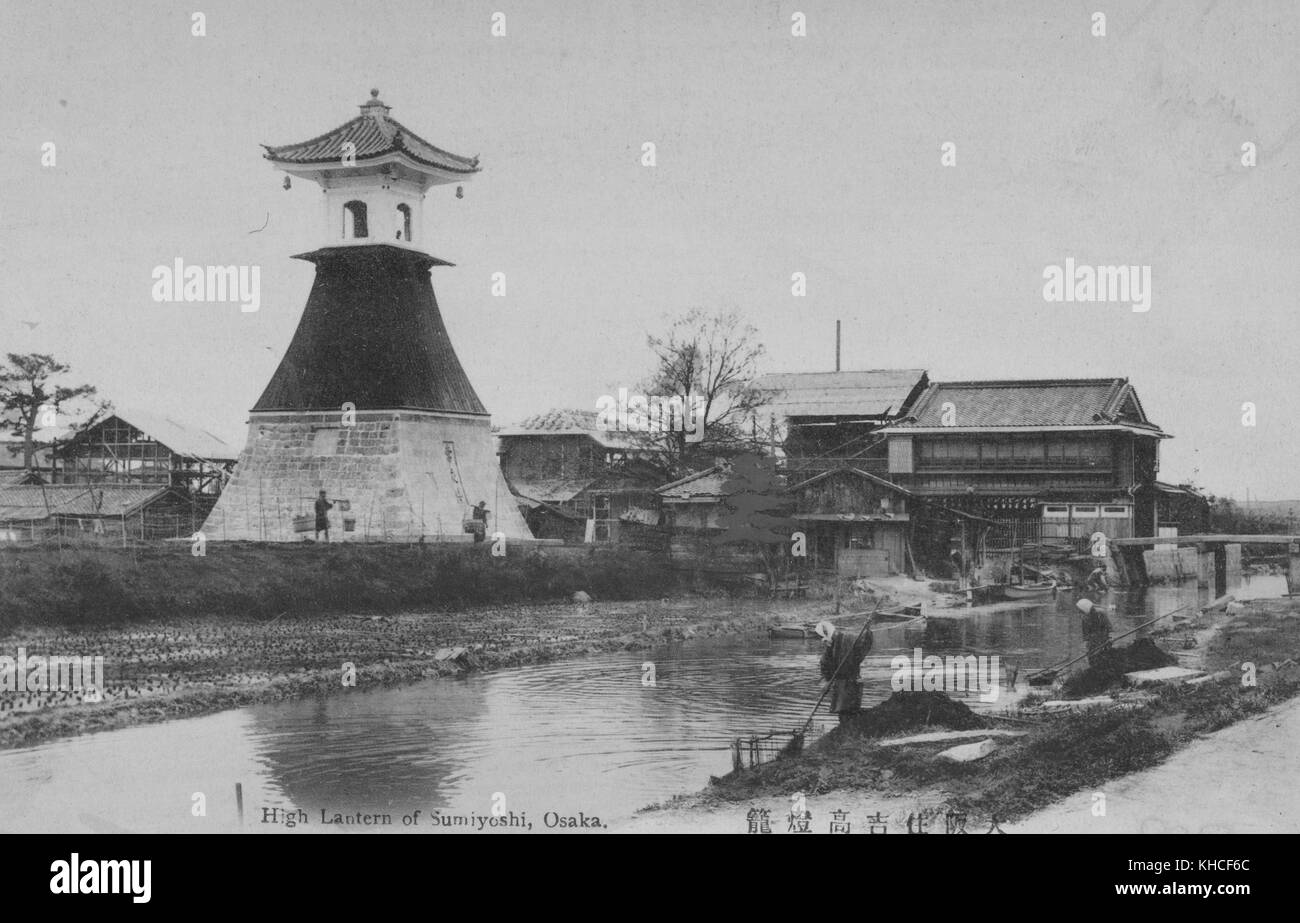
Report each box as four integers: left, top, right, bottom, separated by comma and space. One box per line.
205, 91, 527, 541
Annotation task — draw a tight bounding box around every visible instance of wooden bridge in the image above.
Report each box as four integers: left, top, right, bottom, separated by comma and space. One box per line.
1107, 534, 1300, 595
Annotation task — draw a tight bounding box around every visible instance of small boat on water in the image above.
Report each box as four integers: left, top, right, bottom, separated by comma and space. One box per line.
874, 604, 923, 621
769, 604, 923, 639
769, 624, 817, 640
1003, 580, 1058, 599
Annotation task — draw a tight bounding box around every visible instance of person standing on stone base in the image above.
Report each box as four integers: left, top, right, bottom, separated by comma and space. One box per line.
315, 490, 333, 542
470, 500, 489, 542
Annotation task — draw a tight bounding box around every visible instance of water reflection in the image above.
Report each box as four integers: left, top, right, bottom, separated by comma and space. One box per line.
0, 576, 1285, 833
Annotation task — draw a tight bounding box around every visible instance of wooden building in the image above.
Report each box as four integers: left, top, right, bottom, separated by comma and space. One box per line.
880, 379, 1174, 563
497, 409, 663, 544
53, 411, 236, 495
659, 459, 988, 581
658, 465, 761, 577
1154, 481, 1211, 536
0, 483, 205, 542
752, 369, 928, 475
659, 375, 1194, 582
785, 467, 912, 576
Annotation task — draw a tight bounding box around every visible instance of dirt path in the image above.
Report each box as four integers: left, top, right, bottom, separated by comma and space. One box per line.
1007, 696, 1300, 834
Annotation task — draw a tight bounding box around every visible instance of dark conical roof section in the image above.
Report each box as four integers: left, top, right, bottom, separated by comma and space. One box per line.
253, 245, 488, 415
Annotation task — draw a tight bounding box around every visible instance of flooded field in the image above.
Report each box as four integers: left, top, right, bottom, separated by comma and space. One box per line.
0, 576, 1284, 833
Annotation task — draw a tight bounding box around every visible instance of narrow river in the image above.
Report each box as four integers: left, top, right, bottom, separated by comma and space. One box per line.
0, 576, 1283, 833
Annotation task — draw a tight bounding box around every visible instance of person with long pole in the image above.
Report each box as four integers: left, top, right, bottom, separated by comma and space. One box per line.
813, 609, 878, 728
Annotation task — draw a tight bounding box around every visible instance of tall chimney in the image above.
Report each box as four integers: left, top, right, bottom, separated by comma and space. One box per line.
835, 320, 841, 372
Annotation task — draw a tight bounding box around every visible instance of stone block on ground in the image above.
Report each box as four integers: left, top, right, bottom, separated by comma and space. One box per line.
1123, 666, 1206, 687
936, 738, 997, 762
877, 728, 1026, 747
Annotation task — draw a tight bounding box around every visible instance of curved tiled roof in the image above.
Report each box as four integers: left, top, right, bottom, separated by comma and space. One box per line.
263, 91, 480, 174
892, 378, 1165, 433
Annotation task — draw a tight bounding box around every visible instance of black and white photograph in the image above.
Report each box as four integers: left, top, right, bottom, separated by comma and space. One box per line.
0, 0, 1294, 887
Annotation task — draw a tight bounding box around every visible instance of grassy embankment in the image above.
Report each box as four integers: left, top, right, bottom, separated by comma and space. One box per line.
700, 597, 1300, 823
0, 540, 672, 628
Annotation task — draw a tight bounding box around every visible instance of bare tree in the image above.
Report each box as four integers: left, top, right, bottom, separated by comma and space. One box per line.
631, 309, 773, 478
0, 353, 107, 470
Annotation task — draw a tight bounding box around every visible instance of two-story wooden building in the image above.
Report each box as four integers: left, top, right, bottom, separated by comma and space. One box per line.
880, 379, 1173, 561
496, 409, 662, 543
752, 369, 929, 476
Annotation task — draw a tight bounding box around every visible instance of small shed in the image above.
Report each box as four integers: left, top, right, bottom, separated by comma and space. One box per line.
0, 484, 206, 542
786, 467, 912, 576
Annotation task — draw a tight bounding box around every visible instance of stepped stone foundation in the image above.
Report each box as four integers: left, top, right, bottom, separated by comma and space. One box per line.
204, 410, 528, 542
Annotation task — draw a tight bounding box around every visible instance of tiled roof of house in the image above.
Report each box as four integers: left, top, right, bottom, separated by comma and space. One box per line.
891, 378, 1165, 433
263, 91, 480, 174
497, 409, 640, 449
0, 485, 167, 521
1154, 481, 1206, 497
657, 466, 731, 500
752, 370, 928, 419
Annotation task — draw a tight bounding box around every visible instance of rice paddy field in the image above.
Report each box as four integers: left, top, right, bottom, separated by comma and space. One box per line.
0, 586, 823, 750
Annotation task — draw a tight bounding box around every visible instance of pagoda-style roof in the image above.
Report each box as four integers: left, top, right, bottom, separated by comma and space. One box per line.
262, 90, 480, 175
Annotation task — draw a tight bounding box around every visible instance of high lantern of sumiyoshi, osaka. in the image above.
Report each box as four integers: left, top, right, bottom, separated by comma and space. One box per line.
204, 90, 529, 542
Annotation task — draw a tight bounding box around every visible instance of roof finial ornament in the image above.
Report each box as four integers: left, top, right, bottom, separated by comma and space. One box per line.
371, 88, 380, 99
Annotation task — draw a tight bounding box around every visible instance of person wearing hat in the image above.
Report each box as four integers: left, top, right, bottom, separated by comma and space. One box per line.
1076, 598, 1113, 669
816, 620, 873, 726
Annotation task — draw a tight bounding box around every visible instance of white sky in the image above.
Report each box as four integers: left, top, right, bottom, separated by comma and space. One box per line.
0, 0, 1296, 496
